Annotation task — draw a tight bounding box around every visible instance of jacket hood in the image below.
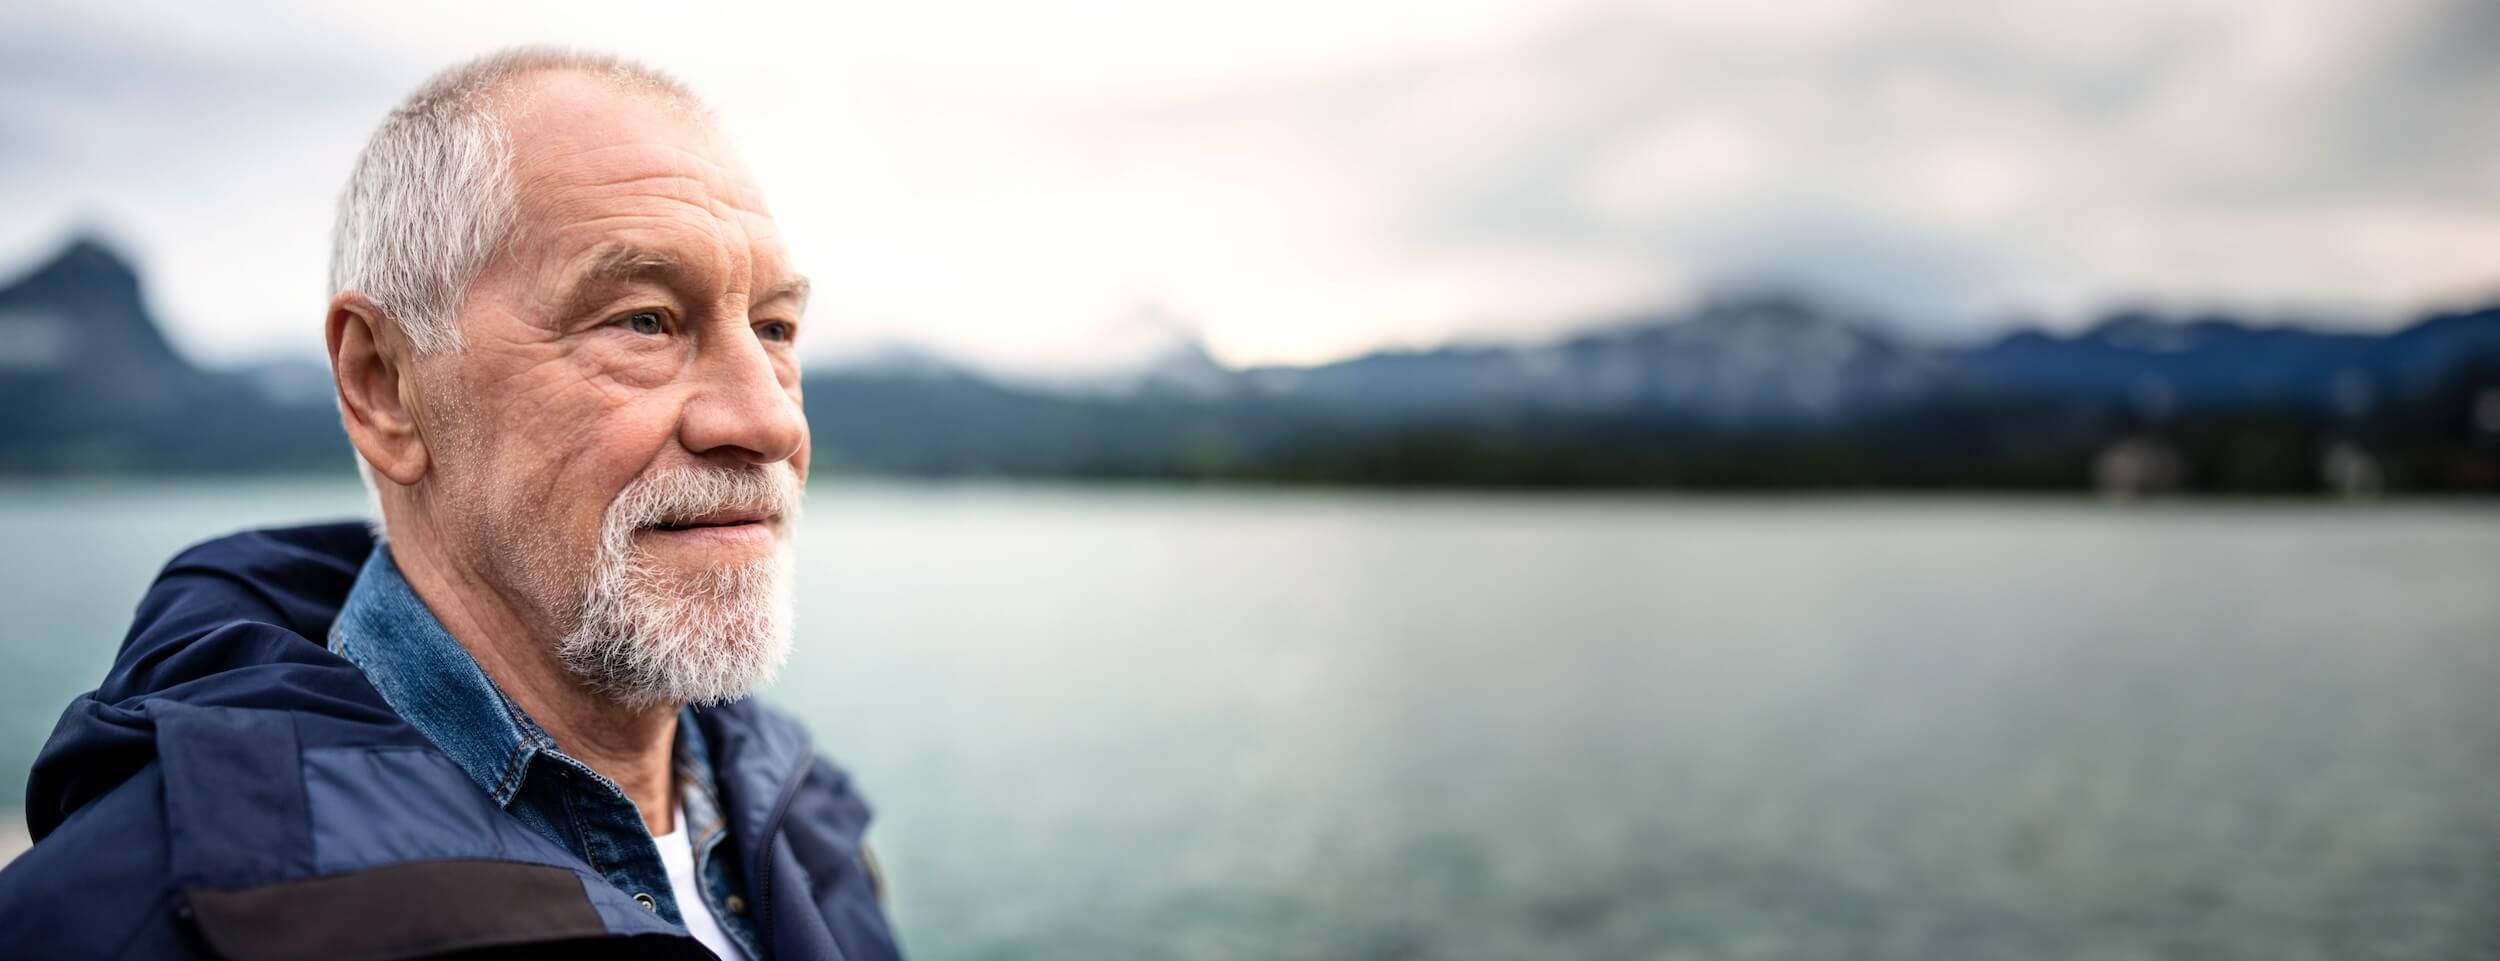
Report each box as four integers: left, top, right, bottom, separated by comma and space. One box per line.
24, 522, 401, 839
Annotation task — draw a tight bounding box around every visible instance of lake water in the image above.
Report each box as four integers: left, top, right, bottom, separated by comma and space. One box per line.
3, 481, 2498, 960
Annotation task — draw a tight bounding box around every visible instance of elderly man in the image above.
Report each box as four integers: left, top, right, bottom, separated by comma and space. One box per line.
0, 49, 900, 960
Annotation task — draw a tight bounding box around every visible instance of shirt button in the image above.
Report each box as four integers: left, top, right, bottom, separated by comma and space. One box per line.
724, 894, 747, 915
635, 893, 658, 912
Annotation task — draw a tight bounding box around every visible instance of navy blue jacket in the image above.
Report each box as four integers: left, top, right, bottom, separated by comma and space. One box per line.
0, 523, 903, 961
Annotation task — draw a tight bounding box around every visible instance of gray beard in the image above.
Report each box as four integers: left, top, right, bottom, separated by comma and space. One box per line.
556, 542, 794, 710
552, 466, 799, 710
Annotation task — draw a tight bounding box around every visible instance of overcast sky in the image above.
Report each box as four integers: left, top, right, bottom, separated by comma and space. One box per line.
3, 0, 2496, 374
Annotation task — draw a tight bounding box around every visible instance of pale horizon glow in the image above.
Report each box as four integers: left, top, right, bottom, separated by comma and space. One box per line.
2, 0, 2496, 375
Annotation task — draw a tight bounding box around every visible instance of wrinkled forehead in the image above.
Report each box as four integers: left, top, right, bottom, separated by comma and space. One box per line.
490, 70, 782, 263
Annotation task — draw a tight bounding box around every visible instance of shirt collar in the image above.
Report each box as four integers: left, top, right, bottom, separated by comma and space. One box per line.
330, 544, 553, 807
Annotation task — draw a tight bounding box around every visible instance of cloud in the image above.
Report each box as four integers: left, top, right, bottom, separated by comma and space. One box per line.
1, 0, 2495, 372
1253, 0, 2500, 339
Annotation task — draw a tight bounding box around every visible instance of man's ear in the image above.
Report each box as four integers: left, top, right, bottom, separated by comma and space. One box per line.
327, 293, 430, 486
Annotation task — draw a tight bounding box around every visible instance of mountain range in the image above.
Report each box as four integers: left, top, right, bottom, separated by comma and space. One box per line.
5, 238, 2497, 491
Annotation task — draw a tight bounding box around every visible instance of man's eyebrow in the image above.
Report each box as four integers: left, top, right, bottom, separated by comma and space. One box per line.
756, 274, 811, 309
584, 242, 682, 280
555, 243, 810, 322
557, 243, 689, 314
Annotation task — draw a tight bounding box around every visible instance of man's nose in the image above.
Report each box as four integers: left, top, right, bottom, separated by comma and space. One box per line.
679, 323, 806, 466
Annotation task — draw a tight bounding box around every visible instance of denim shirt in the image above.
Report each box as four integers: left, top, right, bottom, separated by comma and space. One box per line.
329, 545, 762, 960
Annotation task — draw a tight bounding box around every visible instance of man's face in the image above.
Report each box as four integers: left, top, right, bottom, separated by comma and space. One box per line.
416, 72, 809, 706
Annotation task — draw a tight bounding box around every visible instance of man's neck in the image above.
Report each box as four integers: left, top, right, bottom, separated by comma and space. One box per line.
386, 524, 680, 836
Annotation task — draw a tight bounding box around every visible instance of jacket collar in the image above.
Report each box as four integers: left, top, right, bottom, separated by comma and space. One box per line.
325, 545, 813, 860
328, 544, 549, 806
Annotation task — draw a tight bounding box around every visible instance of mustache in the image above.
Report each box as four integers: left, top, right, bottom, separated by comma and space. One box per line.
607, 463, 804, 533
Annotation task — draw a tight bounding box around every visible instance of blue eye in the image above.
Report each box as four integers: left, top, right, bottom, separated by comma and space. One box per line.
622, 311, 665, 336
759, 321, 795, 343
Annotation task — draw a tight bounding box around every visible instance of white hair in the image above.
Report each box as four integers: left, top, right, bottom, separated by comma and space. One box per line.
330, 46, 701, 352
332, 48, 704, 536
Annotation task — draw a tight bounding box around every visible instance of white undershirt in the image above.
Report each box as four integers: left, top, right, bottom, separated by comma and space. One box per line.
655, 804, 748, 960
